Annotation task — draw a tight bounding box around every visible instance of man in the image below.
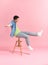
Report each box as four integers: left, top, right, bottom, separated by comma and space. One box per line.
5, 15, 43, 50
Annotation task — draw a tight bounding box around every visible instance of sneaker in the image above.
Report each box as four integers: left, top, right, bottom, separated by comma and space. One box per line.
38, 30, 43, 37
28, 45, 34, 51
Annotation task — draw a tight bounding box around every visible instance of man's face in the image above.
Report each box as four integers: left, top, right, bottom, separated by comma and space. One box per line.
15, 18, 19, 23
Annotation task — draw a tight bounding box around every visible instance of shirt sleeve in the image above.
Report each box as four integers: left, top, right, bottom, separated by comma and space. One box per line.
10, 21, 16, 37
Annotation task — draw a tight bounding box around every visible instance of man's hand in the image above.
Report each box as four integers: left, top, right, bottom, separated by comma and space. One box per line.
4, 24, 11, 27
4, 25, 8, 27
5, 23, 12, 27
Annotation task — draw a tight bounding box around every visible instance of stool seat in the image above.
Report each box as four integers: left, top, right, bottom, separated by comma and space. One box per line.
12, 37, 22, 55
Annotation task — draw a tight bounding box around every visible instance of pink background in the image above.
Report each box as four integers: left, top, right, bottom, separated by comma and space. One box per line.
0, 0, 48, 50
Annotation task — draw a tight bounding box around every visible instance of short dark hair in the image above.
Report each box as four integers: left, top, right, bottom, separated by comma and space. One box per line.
13, 15, 19, 20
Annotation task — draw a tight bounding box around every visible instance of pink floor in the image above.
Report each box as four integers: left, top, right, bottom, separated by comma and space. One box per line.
0, 48, 48, 65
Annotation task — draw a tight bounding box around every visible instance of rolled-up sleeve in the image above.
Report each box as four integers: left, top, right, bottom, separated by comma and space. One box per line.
8, 22, 12, 27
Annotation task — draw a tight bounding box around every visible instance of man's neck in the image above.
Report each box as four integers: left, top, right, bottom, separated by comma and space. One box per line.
13, 20, 16, 23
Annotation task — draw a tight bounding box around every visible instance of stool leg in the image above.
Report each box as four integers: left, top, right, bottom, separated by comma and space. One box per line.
18, 38, 22, 55
18, 38, 21, 46
12, 41, 17, 53
20, 46, 22, 55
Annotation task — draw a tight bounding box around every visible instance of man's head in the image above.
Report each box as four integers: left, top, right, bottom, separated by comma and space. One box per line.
13, 15, 19, 22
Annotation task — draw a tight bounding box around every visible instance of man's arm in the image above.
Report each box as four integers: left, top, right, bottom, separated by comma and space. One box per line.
5, 23, 12, 27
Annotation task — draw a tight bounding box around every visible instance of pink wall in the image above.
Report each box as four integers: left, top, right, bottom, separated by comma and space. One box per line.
0, 0, 48, 50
